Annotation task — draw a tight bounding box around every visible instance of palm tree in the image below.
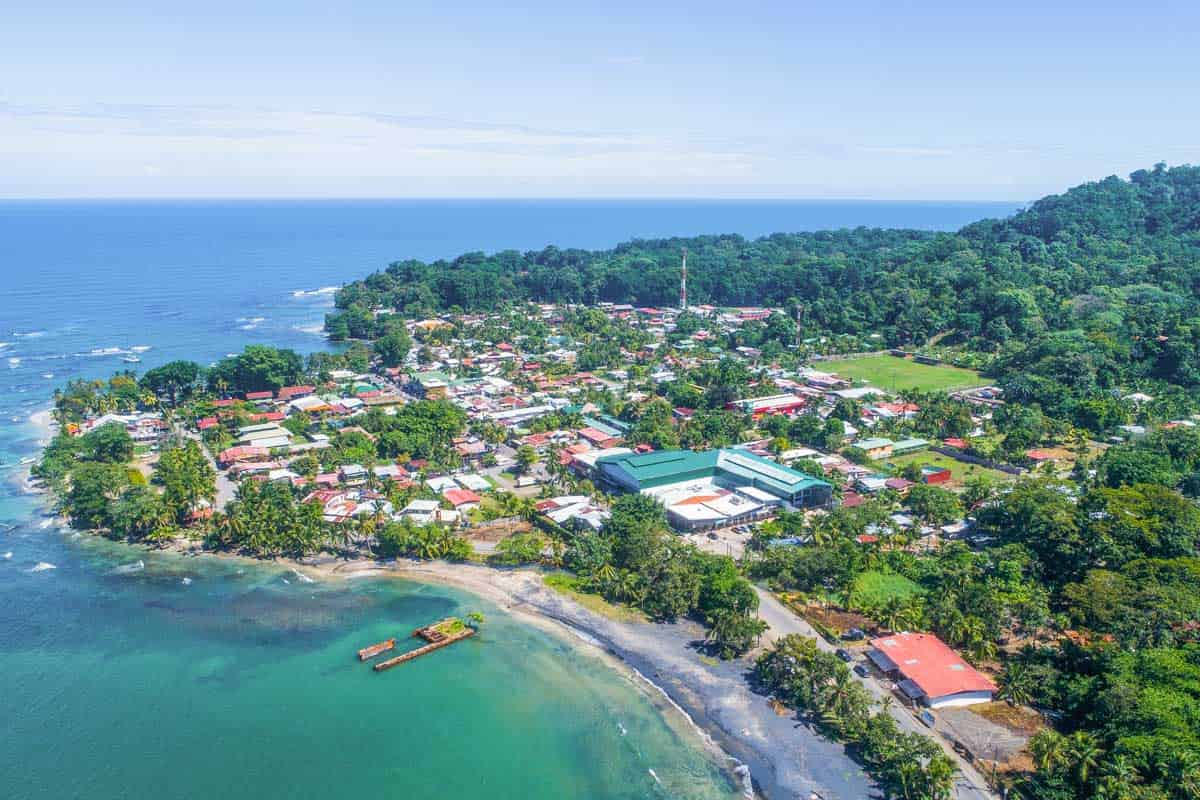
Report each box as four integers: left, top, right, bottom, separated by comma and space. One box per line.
1094, 755, 1139, 800
1029, 729, 1067, 773
1163, 751, 1200, 800
594, 562, 618, 587
1067, 731, 1104, 786
997, 662, 1035, 707
878, 595, 921, 633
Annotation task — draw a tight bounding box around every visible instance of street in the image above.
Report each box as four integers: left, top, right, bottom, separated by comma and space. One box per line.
753, 588, 999, 800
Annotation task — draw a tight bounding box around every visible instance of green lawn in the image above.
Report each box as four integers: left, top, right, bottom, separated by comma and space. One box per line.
542, 574, 646, 623
821, 354, 989, 393
851, 570, 924, 608
885, 451, 1014, 486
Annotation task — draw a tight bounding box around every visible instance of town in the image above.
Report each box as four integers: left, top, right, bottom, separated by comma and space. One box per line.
36, 291, 1200, 800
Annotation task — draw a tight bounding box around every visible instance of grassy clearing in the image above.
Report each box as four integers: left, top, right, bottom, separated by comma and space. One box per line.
822, 354, 989, 393
542, 573, 646, 623
886, 451, 1014, 486
851, 570, 924, 608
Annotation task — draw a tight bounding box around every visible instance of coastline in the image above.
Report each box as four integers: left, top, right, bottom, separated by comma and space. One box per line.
21, 408, 868, 799
155, 539, 871, 800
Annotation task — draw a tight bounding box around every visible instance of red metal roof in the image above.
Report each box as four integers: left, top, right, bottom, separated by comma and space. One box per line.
870, 632, 996, 699
443, 488, 482, 506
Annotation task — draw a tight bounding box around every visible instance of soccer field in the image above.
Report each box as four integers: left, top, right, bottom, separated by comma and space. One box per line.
821, 354, 988, 393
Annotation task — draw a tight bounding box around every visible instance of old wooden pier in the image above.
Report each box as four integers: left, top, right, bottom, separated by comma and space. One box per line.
355, 617, 475, 672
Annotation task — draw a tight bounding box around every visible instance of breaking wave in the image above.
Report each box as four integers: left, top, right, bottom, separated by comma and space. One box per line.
291, 286, 339, 298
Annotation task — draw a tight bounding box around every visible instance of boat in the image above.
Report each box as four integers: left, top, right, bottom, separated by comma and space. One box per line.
121, 355, 141, 363
357, 638, 396, 661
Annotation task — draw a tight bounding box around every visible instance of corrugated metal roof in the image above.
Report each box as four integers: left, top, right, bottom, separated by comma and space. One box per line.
597, 448, 829, 494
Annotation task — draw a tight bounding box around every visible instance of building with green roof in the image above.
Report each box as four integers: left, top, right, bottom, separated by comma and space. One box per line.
595, 448, 832, 509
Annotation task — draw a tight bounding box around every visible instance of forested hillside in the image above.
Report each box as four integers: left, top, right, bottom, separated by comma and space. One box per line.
328, 164, 1200, 426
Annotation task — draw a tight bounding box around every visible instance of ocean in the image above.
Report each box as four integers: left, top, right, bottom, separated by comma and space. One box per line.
0, 198, 1018, 800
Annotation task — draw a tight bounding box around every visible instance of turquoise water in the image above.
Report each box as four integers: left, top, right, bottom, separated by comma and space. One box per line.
1, 538, 736, 800
0, 199, 1014, 799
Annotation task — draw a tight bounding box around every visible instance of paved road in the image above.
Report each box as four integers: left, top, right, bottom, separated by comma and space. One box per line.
176, 423, 237, 509
754, 588, 998, 800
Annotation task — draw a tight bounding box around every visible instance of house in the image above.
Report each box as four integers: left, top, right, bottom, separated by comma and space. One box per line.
399, 498, 441, 525
855, 437, 894, 460
577, 426, 621, 448
277, 385, 316, 402
339, 463, 368, 485
443, 488, 482, 511
920, 466, 952, 485
537, 495, 611, 531
728, 394, 807, 418
457, 473, 492, 493
289, 395, 331, 414
867, 632, 996, 709
217, 445, 269, 467
245, 390, 274, 402
891, 438, 930, 456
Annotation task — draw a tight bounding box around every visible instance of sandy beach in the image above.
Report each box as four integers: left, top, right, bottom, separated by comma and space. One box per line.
290, 555, 874, 800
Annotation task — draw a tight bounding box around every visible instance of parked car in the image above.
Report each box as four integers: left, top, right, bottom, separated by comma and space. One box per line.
919, 709, 936, 728
706, 532, 719, 540
840, 627, 866, 641
835, 648, 854, 662
853, 663, 870, 678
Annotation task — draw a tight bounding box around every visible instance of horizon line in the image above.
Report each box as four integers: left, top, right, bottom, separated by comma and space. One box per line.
0, 195, 1027, 205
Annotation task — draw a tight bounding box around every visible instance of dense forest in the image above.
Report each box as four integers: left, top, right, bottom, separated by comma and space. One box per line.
328, 164, 1200, 423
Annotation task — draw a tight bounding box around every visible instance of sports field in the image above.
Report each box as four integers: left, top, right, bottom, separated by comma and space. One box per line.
821, 354, 988, 393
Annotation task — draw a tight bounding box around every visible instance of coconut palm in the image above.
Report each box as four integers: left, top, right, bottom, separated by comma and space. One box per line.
1067, 731, 1104, 786
997, 662, 1035, 707
1029, 729, 1067, 773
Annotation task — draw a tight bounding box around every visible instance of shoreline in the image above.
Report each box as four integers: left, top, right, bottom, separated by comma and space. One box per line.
21, 393, 866, 799
154, 539, 871, 800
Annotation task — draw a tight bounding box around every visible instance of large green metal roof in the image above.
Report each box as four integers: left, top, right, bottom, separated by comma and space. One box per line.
596, 448, 830, 494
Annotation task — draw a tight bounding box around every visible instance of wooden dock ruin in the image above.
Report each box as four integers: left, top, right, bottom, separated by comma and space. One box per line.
357, 638, 396, 661
358, 617, 476, 673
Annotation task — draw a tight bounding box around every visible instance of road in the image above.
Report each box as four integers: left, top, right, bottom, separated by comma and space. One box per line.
753, 588, 998, 800
176, 422, 237, 509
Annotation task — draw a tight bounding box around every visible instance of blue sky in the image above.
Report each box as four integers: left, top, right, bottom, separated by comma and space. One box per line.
2, 0, 1197, 199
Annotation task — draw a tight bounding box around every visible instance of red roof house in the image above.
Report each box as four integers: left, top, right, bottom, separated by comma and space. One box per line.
217, 445, 269, 466
443, 488, 482, 508
578, 427, 619, 447
277, 385, 316, 401
867, 632, 996, 708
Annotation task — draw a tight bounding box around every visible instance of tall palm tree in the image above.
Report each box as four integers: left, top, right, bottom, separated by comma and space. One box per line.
997, 662, 1035, 707
1067, 731, 1104, 786
1029, 729, 1067, 774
